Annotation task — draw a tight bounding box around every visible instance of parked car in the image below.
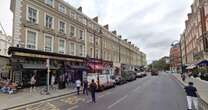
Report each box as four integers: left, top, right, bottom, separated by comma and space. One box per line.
141, 72, 147, 77
122, 71, 137, 82
113, 75, 127, 85
136, 72, 143, 78
151, 70, 159, 76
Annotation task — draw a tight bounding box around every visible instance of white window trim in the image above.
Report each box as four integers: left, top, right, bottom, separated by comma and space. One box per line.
45, 0, 55, 7
25, 28, 38, 50
44, 12, 54, 29
58, 38, 66, 54
79, 29, 84, 40
44, 33, 54, 52
70, 24, 76, 37
26, 5, 39, 24
58, 3, 66, 14
58, 19, 66, 33
70, 42, 76, 56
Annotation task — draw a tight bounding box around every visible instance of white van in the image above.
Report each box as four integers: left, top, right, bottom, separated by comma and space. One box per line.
87, 73, 115, 91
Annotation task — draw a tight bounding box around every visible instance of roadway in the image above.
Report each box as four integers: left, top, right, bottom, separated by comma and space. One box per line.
11, 73, 187, 110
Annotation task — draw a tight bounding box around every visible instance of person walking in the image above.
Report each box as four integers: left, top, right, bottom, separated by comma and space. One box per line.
76, 79, 81, 95
83, 80, 88, 95
89, 79, 97, 103
181, 73, 186, 82
51, 74, 56, 90
184, 82, 198, 110
30, 74, 36, 94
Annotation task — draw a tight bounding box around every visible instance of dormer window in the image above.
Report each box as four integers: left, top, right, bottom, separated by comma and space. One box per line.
45, 0, 54, 7
58, 4, 66, 13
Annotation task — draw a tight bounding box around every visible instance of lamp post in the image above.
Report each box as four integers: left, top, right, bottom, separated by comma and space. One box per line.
171, 40, 183, 74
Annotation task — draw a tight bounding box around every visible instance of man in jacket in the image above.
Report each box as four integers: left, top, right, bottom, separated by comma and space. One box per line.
184, 82, 198, 110
90, 79, 97, 103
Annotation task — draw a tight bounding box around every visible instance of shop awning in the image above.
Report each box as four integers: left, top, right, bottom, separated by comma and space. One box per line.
197, 60, 208, 66
88, 64, 103, 70
22, 64, 58, 69
70, 65, 88, 70
186, 64, 196, 69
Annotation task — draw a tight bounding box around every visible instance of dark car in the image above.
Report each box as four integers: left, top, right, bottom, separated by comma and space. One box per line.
151, 70, 159, 76
122, 71, 137, 82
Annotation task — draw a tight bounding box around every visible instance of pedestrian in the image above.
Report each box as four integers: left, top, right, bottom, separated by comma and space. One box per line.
76, 79, 81, 95
181, 73, 186, 82
184, 82, 198, 110
30, 74, 36, 94
51, 74, 56, 90
89, 79, 97, 103
83, 80, 88, 95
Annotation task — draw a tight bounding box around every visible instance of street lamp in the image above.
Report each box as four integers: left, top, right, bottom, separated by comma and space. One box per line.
171, 40, 183, 74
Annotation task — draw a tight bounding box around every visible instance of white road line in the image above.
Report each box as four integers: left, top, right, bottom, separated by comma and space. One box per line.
67, 105, 79, 110
98, 92, 112, 98
107, 95, 128, 109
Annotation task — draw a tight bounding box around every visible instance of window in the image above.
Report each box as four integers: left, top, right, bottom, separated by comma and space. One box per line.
90, 47, 93, 58
70, 25, 75, 37
95, 49, 99, 59
58, 39, 65, 54
45, 0, 54, 7
80, 45, 84, 56
79, 30, 84, 40
70, 43, 75, 55
88, 34, 93, 43
45, 14, 53, 29
27, 7, 38, 24
26, 30, 37, 49
59, 21, 66, 33
70, 11, 76, 19
44, 34, 53, 52
58, 4, 66, 13
95, 38, 99, 45
78, 15, 83, 22
83, 18, 87, 25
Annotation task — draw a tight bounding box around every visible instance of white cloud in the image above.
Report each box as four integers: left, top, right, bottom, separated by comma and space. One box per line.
0, 0, 13, 35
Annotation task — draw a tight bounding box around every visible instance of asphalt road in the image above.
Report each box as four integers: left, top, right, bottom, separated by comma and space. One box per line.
11, 73, 187, 110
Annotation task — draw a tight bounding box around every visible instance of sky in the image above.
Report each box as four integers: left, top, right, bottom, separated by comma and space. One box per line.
0, 0, 193, 64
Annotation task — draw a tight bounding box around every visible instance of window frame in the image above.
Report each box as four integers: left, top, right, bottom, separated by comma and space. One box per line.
79, 30, 84, 40
58, 19, 66, 33
45, 0, 55, 7
44, 33, 54, 52
58, 3, 66, 13
58, 38, 66, 54
70, 25, 76, 37
26, 5, 39, 24
44, 13, 54, 29
70, 42, 76, 56
25, 28, 38, 50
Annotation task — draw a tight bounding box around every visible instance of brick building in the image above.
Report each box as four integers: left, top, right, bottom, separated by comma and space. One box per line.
170, 43, 181, 72
180, 0, 208, 66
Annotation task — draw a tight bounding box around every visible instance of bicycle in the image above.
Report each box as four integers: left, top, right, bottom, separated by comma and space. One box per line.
40, 86, 50, 95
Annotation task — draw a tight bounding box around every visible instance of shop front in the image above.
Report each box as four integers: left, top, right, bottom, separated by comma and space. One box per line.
8, 47, 87, 88
87, 58, 113, 74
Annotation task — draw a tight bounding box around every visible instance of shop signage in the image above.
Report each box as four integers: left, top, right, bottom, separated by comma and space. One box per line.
14, 52, 84, 62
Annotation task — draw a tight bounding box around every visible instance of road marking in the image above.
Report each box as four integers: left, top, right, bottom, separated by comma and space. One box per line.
67, 105, 79, 110
98, 92, 112, 98
107, 95, 128, 109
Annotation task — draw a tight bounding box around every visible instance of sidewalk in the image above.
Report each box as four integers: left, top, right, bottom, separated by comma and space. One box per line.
173, 74, 208, 110
0, 86, 76, 110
